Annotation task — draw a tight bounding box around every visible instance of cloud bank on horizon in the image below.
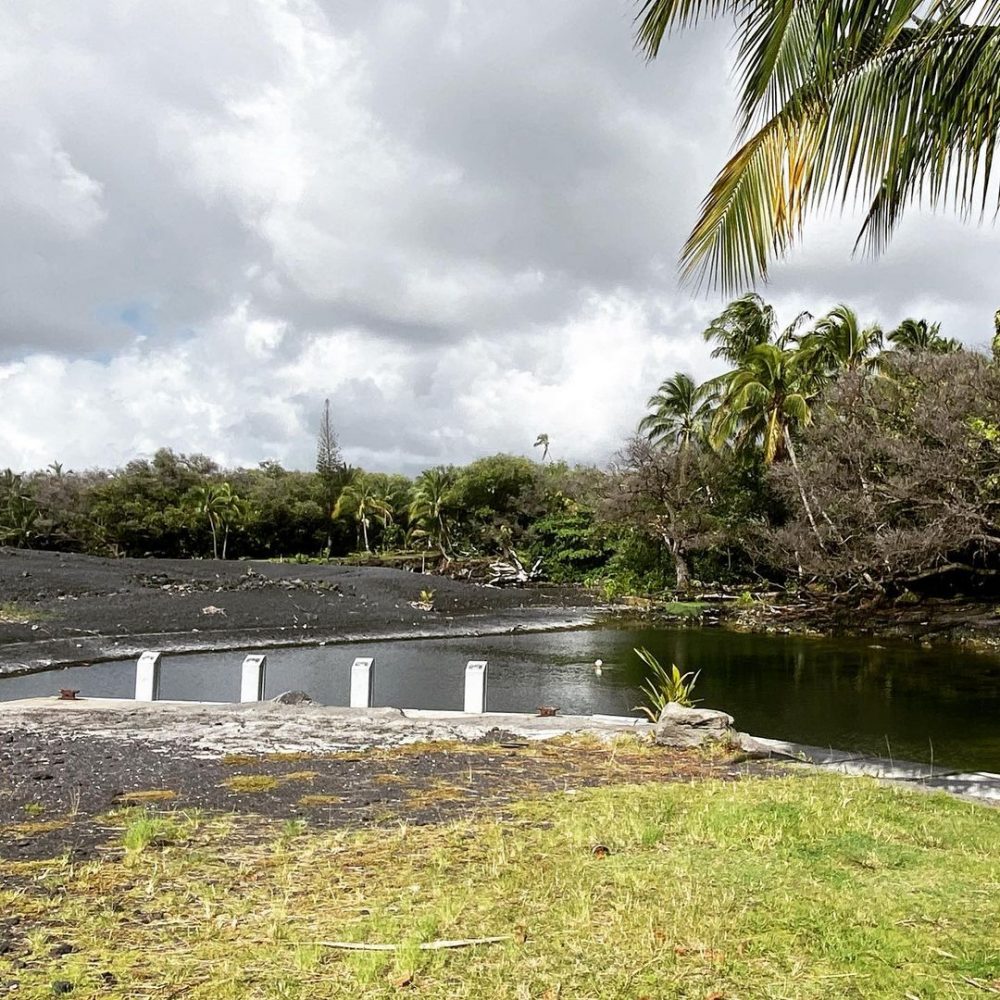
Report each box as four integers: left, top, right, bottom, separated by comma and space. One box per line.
2, 0, 998, 475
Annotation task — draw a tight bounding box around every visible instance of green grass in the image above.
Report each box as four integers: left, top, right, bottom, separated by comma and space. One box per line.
660, 600, 713, 617
2, 775, 998, 998
0, 601, 50, 624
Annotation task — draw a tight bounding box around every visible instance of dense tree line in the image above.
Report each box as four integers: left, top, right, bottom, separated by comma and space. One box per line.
613, 296, 1000, 600
3, 298, 999, 603
0, 445, 613, 584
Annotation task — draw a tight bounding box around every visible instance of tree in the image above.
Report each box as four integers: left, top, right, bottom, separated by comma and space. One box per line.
636, 0, 1000, 290
768, 352, 1000, 595
607, 438, 725, 591
711, 344, 817, 464
798, 305, 883, 377
333, 473, 394, 553
533, 433, 551, 461
0, 470, 39, 548
638, 372, 712, 452
702, 294, 809, 364
316, 398, 347, 552
409, 467, 458, 557
190, 482, 245, 559
886, 318, 961, 354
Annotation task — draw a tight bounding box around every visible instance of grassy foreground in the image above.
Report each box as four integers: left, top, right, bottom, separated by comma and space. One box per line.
3, 774, 998, 999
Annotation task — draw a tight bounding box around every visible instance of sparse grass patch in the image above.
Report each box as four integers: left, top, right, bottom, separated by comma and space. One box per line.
3, 775, 998, 998
0, 601, 51, 624
6, 819, 69, 836
22, 802, 45, 817
282, 771, 320, 783
221, 753, 257, 767
298, 794, 343, 807
660, 600, 713, 617
118, 789, 178, 804
404, 782, 473, 806
222, 774, 280, 794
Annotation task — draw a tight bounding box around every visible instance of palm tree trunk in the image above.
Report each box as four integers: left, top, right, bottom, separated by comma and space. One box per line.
362, 517, 370, 552
782, 428, 824, 550
222, 521, 229, 560
208, 514, 218, 560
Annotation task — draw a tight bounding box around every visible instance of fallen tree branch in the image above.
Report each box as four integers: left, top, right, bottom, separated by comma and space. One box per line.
317, 935, 512, 952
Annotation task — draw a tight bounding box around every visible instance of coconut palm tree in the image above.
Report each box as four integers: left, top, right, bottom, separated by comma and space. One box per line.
797, 305, 883, 377
638, 372, 713, 451
635, 0, 1000, 290
333, 474, 394, 553
190, 482, 245, 559
886, 318, 961, 354
408, 466, 457, 557
533, 433, 551, 461
711, 344, 818, 464
702, 294, 810, 364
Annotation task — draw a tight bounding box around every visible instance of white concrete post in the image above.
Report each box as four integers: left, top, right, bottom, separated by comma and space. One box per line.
350, 657, 375, 708
464, 660, 488, 714
240, 654, 267, 702
135, 651, 162, 701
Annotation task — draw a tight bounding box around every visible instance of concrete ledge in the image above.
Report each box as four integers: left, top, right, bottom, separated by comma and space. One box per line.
740, 735, 1000, 804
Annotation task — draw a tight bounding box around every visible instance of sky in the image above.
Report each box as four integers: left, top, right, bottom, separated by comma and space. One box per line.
2, 0, 999, 476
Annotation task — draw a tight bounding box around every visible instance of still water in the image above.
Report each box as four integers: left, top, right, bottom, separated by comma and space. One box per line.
3, 626, 999, 772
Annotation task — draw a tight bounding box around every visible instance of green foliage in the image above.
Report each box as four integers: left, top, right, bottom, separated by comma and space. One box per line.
633, 646, 701, 721
121, 811, 180, 853
525, 497, 611, 583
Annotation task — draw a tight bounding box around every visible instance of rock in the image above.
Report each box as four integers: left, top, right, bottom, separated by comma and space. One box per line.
270, 691, 314, 706
654, 702, 735, 748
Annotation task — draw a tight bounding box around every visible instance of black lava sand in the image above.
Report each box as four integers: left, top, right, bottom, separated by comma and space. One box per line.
0, 727, 768, 864
0, 549, 601, 671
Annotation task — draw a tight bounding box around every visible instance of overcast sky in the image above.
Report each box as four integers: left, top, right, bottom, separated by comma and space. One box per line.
3, 0, 999, 476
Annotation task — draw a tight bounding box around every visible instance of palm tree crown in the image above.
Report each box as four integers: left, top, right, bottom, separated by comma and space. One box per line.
886, 318, 961, 354
711, 344, 818, 464
702, 293, 810, 364
639, 372, 712, 451
636, 0, 1000, 290
798, 305, 883, 377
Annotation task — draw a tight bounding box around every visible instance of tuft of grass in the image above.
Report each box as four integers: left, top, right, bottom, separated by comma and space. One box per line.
22, 802, 45, 817
121, 812, 181, 853
223, 775, 280, 794
221, 753, 257, 767
282, 771, 320, 783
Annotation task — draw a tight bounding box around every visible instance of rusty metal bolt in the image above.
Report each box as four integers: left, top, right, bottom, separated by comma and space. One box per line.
58, 689, 80, 701
536, 705, 559, 717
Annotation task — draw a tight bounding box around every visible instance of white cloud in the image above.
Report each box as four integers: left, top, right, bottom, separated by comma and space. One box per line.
1, 0, 999, 476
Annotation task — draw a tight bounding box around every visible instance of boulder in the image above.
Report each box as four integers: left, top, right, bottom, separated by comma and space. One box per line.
270, 690, 314, 706
654, 702, 735, 748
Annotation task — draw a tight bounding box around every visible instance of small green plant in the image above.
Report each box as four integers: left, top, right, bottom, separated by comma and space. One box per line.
411, 588, 436, 610
122, 811, 179, 853
633, 646, 701, 721
735, 589, 755, 608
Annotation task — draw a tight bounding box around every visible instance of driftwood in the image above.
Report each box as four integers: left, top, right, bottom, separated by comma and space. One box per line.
488, 550, 543, 587
317, 935, 512, 952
